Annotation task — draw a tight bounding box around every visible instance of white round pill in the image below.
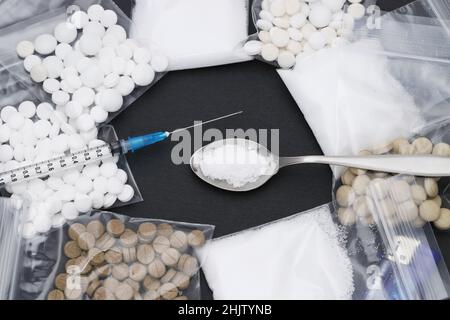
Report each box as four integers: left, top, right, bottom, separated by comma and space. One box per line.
150, 55, 169, 72
7, 112, 25, 130
83, 164, 100, 179
28, 178, 46, 195
0, 145, 13, 162
83, 21, 106, 38
73, 87, 95, 108
104, 73, 120, 88
88, 4, 105, 21
74, 194, 92, 213
33, 120, 52, 139
52, 134, 69, 153
124, 59, 136, 76
43, 78, 60, 94
56, 184, 76, 201
288, 28, 303, 42
55, 43, 72, 60
79, 34, 102, 56
52, 90, 70, 106
36, 103, 54, 120
76, 56, 95, 74
0, 125, 11, 143
42, 56, 64, 79
270, 0, 286, 17
98, 89, 123, 112
30, 64, 48, 83
34, 34, 57, 55
71, 10, 89, 29
64, 101, 83, 119
261, 43, 279, 62
93, 176, 108, 194
16, 40, 35, 58
47, 176, 64, 190
75, 176, 94, 194
21, 222, 37, 239
18, 101, 36, 118
348, 3, 366, 20
290, 12, 307, 28
68, 134, 85, 151
308, 31, 327, 50
80, 127, 98, 143
52, 214, 66, 228
270, 27, 290, 48
116, 169, 128, 184
34, 213, 52, 233
90, 106, 108, 123
103, 193, 117, 208
46, 196, 63, 216
63, 51, 84, 68
24, 55, 41, 72
116, 43, 133, 60
107, 25, 127, 43
89, 190, 105, 209
62, 202, 80, 220
106, 176, 124, 195
76, 114, 95, 132
102, 34, 119, 47
115, 76, 135, 96
81, 66, 104, 88
60, 67, 78, 80
100, 10, 118, 28
54, 22, 78, 43
323, 0, 346, 12
13, 144, 25, 161
118, 184, 134, 202
63, 169, 81, 185
132, 64, 155, 86
256, 19, 272, 31
244, 40, 263, 56
133, 47, 152, 64
100, 162, 118, 178
1, 106, 17, 122
309, 4, 332, 28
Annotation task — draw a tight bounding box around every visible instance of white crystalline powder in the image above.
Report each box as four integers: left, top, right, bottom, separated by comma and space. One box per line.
131, 0, 251, 71
197, 204, 355, 300
196, 141, 277, 188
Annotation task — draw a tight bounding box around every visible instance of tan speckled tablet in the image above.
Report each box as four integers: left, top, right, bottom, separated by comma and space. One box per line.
136, 244, 155, 264
122, 246, 137, 263
143, 290, 160, 300
125, 278, 140, 292
157, 223, 174, 237
86, 279, 102, 297
174, 295, 188, 300
143, 276, 161, 291
138, 222, 157, 242
78, 232, 96, 251
172, 272, 190, 290
48, 289, 65, 300
187, 230, 206, 247
106, 219, 125, 237
104, 277, 120, 292
95, 264, 112, 278
170, 231, 188, 251
112, 263, 129, 281
88, 247, 105, 266
64, 287, 83, 300
64, 240, 81, 259
105, 247, 123, 264
148, 259, 166, 278
55, 273, 68, 291
160, 268, 177, 284
129, 262, 147, 282
68, 223, 86, 241
120, 229, 138, 248
159, 283, 178, 300
114, 283, 134, 300
152, 235, 170, 254
93, 287, 115, 300
178, 254, 198, 277
86, 220, 105, 239
96, 233, 116, 251
161, 248, 181, 267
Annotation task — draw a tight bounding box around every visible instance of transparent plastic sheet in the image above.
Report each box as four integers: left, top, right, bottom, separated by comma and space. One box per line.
0, 0, 167, 125
245, 0, 377, 69
0, 203, 215, 300
0, 70, 143, 235
198, 201, 450, 300
130, 0, 252, 71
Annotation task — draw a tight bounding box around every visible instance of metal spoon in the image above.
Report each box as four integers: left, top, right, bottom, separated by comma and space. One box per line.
190, 138, 450, 192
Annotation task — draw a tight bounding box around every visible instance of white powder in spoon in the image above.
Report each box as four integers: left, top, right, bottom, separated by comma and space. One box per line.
197, 204, 354, 300
195, 140, 277, 188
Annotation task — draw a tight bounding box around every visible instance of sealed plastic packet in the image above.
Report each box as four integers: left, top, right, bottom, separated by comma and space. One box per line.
130, 0, 252, 71
0, 0, 168, 125
198, 201, 450, 300
0, 69, 142, 238
244, 0, 375, 69
0, 204, 215, 300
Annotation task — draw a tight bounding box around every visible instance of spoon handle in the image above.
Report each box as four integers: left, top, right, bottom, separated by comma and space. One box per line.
279, 155, 450, 177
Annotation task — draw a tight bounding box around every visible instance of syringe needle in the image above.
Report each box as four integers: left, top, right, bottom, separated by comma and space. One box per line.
169, 111, 244, 135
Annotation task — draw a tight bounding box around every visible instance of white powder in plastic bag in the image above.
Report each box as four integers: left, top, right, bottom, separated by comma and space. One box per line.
131, 0, 251, 71
198, 204, 354, 300
277, 40, 423, 157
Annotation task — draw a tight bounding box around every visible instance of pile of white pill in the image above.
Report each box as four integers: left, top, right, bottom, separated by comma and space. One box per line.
16, 4, 168, 127
244, 0, 366, 68
0, 4, 162, 238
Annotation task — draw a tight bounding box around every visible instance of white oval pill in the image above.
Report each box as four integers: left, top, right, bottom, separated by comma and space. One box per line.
52, 90, 70, 106
17, 40, 35, 58
54, 22, 78, 43
261, 43, 279, 62
270, 27, 290, 48
244, 40, 263, 56
43, 78, 60, 94
34, 34, 57, 55
132, 64, 155, 86
118, 184, 134, 202
288, 28, 303, 42
62, 202, 80, 220
36, 103, 54, 120
18, 101, 36, 118
270, 0, 286, 17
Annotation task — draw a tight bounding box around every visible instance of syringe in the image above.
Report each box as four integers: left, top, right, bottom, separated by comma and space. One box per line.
0, 111, 242, 187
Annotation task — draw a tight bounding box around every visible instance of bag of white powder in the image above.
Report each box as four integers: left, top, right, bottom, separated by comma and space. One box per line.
131, 0, 252, 71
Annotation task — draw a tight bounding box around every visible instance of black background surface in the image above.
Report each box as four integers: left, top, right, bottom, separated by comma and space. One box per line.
110, 0, 450, 300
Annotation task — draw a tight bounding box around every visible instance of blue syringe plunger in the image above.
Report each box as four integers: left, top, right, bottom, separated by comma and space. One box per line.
121, 131, 170, 154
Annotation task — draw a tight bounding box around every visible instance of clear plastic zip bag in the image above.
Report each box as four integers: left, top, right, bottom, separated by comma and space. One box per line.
0, 0, 167, 125
130, 0, 252, 71
0, 200, 215, 300
244, 0, 376, 69
0, 66, 143, 238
